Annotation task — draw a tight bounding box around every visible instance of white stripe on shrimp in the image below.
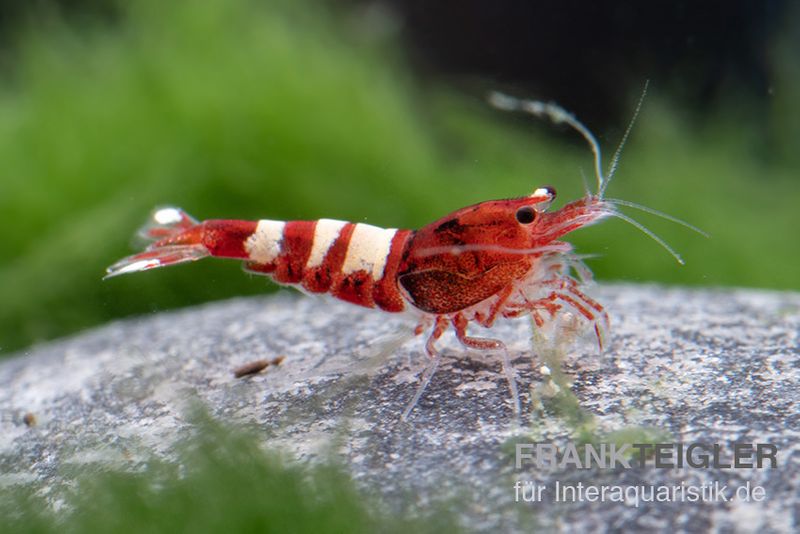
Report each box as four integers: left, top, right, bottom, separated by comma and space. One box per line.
245, 220, 286, 263
306, 219, 348, 269
342, 223, 397, 280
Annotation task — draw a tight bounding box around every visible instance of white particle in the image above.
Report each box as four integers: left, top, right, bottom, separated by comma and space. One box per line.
153, 207, 183, 225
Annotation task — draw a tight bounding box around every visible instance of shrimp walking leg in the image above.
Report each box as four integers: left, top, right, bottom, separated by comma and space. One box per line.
452, 313, 521, 418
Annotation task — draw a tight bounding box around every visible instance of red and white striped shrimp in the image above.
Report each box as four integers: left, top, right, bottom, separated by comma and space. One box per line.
105, 86, 704, 420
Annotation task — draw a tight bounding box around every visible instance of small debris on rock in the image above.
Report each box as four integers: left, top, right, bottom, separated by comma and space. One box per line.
233, 359, 270, 378
233, 355, 286, 378
23, 412, 36, 427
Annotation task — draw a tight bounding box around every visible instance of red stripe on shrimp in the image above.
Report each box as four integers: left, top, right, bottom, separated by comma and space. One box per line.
301, 219, 351, 293
332, 271, 375, 307
152, 219, 258, 259
372, 229, 413, 312
301, 221, 356, 293
273, 221, 316, 285
201, 220, 259, 258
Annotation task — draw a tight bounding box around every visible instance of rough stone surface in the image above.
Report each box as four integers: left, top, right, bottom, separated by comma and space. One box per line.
1, 284, 799, 532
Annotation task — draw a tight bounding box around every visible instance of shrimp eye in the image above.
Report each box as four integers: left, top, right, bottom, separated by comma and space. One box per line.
515, 206, 537, 224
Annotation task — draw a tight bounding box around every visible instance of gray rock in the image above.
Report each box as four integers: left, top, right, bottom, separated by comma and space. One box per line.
1, 284, 799, 532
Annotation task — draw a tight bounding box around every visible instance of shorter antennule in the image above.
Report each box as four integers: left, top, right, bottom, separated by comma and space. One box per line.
601, 208, 686, 265
602, 80, 649, 196
606, 198, 710, 238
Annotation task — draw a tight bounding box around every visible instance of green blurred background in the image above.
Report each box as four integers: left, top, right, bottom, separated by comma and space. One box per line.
1, 0, 798, 357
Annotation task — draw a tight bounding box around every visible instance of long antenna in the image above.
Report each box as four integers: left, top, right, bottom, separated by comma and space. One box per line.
488, 91, 606, 194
